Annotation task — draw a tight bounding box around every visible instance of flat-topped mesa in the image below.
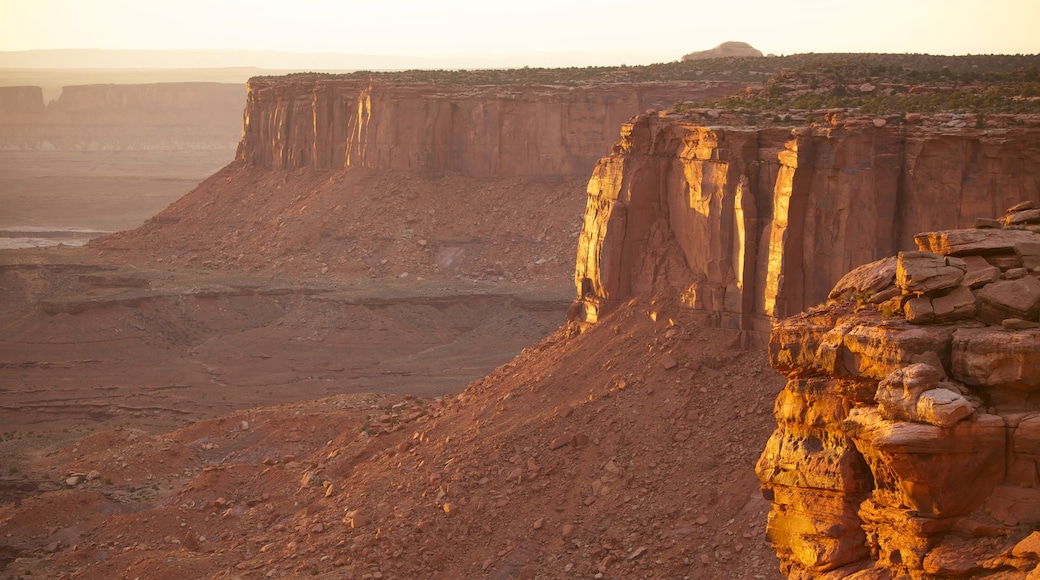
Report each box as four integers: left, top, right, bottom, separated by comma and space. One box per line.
570, 112, 1040, 331
758, 203, 1040, 578
0, 83, 244, 150
234, 75, 738, 177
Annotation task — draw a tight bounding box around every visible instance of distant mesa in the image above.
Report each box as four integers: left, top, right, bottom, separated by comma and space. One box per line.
681, 41, 763, 61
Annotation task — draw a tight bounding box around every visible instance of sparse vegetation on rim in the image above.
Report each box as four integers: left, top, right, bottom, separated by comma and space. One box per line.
263, 53, 1040, 87
672, 53, 1040, 117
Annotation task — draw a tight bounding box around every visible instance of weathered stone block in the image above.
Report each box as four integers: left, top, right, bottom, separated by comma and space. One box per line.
961, 255, 1002, 288
1008, 208, 1040, 225
904, 297, 935, 324
976, 277, 1040, 325
829, 257, 897, 301
952, 327, 1040, 391
915, 388, 974, 427
896, 251, 966, 295
931, 285, 978, 322
915, 228, 1039, 257
841, 323, 954, 381
875, 364, 942, 422
1016, 241, 1040, 270
847, 408, 1005, 518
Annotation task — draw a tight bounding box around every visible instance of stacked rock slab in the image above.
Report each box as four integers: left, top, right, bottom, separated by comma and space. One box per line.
757, 202, 1040, 578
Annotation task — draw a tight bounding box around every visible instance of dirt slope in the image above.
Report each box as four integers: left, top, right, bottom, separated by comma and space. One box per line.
0, 290, 785, 578
93, 164, 588, 287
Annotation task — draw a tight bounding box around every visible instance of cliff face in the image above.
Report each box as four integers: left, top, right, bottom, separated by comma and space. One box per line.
235, 76, 740, 177
571, 114, 1040, 330
758, 206, 1040, 578
0, 83, 244, 150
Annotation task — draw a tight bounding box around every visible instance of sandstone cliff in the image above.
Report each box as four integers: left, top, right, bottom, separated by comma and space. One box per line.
758, 203, 1040, 578
571, 113, 1040, 331
0, 83, 244, 150
235, 76, 739, 177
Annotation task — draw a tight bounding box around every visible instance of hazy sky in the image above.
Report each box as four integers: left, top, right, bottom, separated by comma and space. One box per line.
1, 0, 1038, 65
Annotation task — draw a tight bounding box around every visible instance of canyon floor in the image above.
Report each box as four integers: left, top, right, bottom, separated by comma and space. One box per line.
0, 150, 235, 248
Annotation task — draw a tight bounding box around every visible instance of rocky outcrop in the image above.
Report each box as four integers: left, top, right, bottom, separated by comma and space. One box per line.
0, 83, 244, 150
757, 205, 1040, 578
682, 41, 764, 61
235, 76, 739, 176
571, 114, 1040, 330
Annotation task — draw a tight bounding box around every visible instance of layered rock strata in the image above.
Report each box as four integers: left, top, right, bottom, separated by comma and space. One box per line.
0, 83, 244, 150
235, 76, 739, 176
571, 114, 1040, 330
757, 203, 1040, 578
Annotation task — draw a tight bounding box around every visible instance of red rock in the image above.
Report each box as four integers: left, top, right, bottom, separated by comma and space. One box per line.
659, 353, 678, 370
930, 285, 977, 322
345, 511, 369, 528
977, 277, 1040, 325
952, 327, 1040, 390
828, 257, 897, 301
1013, 531, 1040, 558
548, 434, 573, 450
896, 251, 966, 295
915, 228, 1039, 257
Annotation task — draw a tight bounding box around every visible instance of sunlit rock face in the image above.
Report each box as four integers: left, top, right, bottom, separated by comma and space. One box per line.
571, 113, 1040, 331
758, 204, 1040, 578
234, 75, 737, 177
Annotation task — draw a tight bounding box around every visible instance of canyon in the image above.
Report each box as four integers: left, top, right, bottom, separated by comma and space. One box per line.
0, 82, 244, 246
2, 55, 1040, 578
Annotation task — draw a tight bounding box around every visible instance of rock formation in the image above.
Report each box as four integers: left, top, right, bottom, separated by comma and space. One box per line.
757, 203, 1040, 578
0, 83, 244, 150
682, 42, 764, 61
235, 76, 739, 177
570, 113, 1040, 331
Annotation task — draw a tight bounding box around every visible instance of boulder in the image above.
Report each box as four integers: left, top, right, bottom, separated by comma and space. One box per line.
1016, 241, 1040, 270
874, 364, 972, 427
930, 285, 977, 322
828, 257, 897, 301
904, 296, 935, 324
976, 277, 1040, 325
915, 388, 974, 427
915, 228, 1039, 257
896, 251, 966, 295
961, 255, 1002, 288
1007, 209, 1040, 226
875, 363, 942, 422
